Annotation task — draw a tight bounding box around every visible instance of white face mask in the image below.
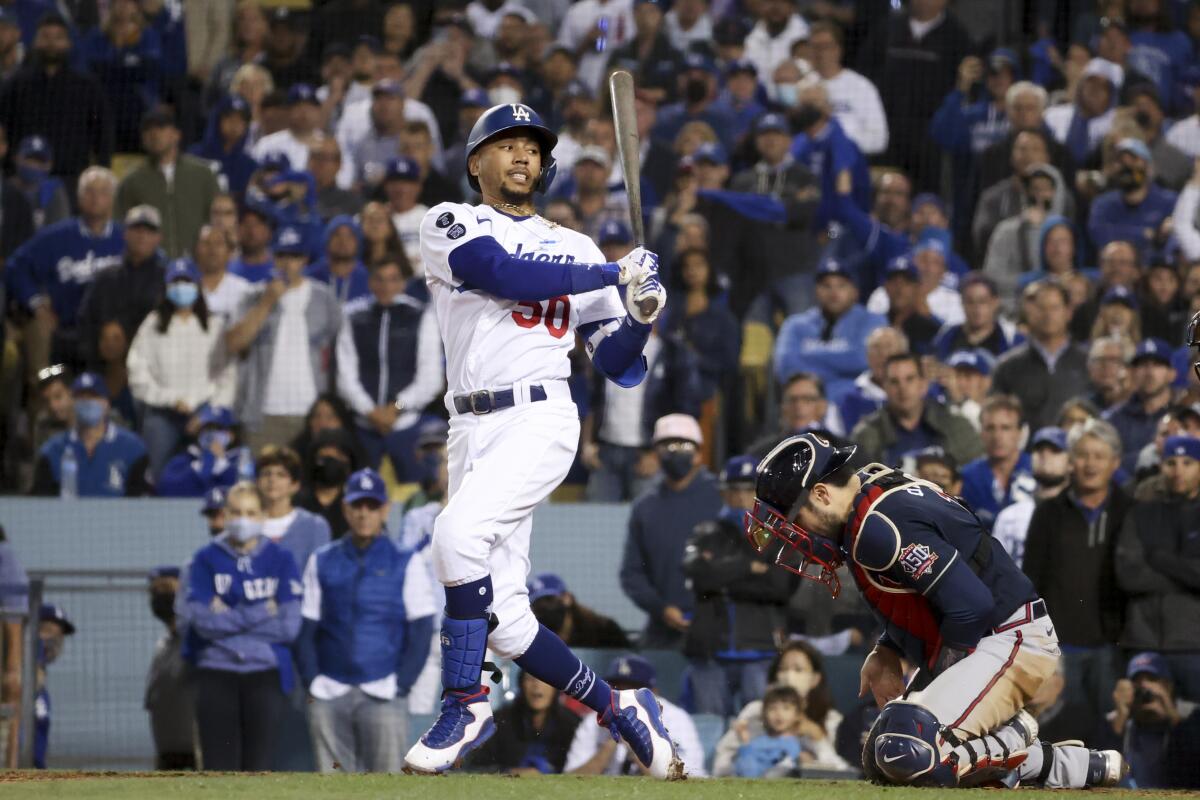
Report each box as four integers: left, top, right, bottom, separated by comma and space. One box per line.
774, 82, 799, 108
226, 517, 262, 543
779, 668, 818, 696
488, 86, 522, 107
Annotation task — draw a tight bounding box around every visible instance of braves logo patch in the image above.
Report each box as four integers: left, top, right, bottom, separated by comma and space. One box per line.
446, 223, 466, 240
898, 543, 938, 579
436, 211, 455, 228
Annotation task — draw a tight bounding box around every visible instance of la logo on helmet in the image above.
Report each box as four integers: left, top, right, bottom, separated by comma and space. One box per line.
510, 104, 531, 122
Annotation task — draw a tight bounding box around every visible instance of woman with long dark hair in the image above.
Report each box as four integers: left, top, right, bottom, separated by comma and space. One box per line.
711, 640, 849, 775
128, 259, 236, 479
468, 671, 582, 774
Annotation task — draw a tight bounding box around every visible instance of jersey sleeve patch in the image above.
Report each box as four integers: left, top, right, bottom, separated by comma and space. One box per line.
419, 203, 482, 284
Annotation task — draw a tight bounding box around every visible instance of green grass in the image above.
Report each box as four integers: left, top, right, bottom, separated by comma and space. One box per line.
0, 773, 1179, 799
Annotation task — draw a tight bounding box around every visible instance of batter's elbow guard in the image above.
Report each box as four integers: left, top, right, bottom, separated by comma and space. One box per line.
863, 701, 958, 788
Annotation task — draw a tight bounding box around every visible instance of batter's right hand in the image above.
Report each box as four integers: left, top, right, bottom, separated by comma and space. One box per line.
859, 645, 905, 709
617, 246, 659, 285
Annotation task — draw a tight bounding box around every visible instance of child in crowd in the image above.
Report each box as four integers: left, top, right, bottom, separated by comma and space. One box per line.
733, 685, 816, 778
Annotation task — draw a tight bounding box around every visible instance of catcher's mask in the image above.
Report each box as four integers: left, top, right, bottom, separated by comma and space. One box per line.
745, 433, 856, 598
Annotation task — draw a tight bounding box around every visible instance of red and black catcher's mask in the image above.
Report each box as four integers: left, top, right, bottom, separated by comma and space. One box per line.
744, 432, 857, 597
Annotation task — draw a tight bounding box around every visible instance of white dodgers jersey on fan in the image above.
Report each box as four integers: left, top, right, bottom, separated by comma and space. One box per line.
420, 202, 624, 395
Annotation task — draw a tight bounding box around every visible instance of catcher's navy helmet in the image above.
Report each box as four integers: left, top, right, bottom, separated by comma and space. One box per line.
745, 432, 857, 597
465, 103, 558, 194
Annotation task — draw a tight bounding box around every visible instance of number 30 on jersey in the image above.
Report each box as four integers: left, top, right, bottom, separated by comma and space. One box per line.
511, 295, 571, 338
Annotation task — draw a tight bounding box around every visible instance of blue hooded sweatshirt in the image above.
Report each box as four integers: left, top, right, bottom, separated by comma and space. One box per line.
305, 215, 369, 305
188, 96, 259, 197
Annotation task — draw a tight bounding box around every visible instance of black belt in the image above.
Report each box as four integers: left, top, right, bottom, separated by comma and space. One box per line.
452, 384, 547, 415
993, 599, 1048, 634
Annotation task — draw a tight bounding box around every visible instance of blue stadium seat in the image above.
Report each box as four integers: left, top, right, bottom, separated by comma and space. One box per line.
690, 713, 727, 773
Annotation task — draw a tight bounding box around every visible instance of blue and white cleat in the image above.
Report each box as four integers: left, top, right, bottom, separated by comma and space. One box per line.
599, 688, 685, 780
404, 687, 495, 774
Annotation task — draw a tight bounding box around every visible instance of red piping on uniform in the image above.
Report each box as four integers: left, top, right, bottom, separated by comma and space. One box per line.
949, 631, 1022, 730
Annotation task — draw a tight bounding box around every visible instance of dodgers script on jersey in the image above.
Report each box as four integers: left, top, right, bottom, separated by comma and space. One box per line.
420, 202, 624, 395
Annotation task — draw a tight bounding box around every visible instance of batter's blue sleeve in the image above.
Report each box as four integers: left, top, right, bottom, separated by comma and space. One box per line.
395, 614, 434, 695
448, 236, 620, 300
580, 315, 650, 387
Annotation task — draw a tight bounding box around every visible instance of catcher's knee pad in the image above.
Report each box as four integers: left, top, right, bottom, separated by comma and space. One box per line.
864, 701, 957, 787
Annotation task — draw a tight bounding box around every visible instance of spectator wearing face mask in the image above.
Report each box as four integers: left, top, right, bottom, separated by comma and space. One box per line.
619, 414, 722, 649
127, 259, 237, 479
294, 429, 359, 540
7, 135, 67, 231
157, 406, 252, 498
144, 565, 197, 771
527, 573, 630, 650
33, 604, 74, 769
31, 372, 151, 497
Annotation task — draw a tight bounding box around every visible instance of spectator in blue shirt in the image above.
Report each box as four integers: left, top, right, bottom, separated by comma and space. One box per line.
790, 80, 871, 231
79, 0, 162, 152
733, 685, 811, 778
297, 468, 436, 773
157, 406, 253, 498
188, 95, 259, 199
651, 52, 737, 154
181, 481, 302, 772
305, 214, 369, 307
773, 257, 885, 405
7, 166, 123, 369
1105, 338, 1178, 473
1128, 2, 1195, 114
960, 395, 1036, 529
933, 273, 1022, 360
1088, 138, 1178, 261
31, 372, 150, 497
255, 445, 332, 574
711, 58, 767, 147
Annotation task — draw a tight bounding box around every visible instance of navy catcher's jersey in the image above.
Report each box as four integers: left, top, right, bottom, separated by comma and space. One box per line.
842, 466, 1037, 669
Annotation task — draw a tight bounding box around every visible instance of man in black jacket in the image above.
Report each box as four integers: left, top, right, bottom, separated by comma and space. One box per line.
683, 455, 794, 716
0, 13, 112, 186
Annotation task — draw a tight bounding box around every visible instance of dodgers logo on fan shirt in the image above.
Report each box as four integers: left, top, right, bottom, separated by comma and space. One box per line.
898, 543, 938, 579
436, 212, 455, 229
447, 223, 466, 240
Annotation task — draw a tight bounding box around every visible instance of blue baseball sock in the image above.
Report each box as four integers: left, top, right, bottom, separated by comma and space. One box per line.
441, 576, 493, 694
515, 624, 612, 713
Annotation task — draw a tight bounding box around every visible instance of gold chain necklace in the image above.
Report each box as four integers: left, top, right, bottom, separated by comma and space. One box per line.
488, 201, 557, 228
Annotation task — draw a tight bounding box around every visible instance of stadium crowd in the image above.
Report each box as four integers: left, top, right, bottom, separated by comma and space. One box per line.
0, 0, 1198, 787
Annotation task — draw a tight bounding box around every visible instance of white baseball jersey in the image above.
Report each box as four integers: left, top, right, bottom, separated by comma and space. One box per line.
420, 202, 624, 396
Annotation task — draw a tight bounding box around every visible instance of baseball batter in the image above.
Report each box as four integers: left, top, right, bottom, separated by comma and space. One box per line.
747, 432, 1126, 789
403, 103, 681, 778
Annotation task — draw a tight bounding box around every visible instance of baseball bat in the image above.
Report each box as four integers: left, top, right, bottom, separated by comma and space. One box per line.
608, 69, 659, 319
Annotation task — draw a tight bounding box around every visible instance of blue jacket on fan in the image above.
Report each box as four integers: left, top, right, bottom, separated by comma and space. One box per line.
304, 215, 369, 305
156, 444, 251, 498
183, 535, 302, 691
5, 218, 125, 325
773, 304, 885, 404
295, 535, 435, 692
790, 118, 871, 231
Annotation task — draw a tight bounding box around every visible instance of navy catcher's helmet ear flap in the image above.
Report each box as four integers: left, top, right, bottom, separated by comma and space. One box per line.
465, 103, 559, 195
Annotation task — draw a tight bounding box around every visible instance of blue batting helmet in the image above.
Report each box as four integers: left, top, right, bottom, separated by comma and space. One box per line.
465, 103, 558, 194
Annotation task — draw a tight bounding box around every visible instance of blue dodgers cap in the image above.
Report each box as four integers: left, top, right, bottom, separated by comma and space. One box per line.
527, 572, 567, 603
461, 87, 490, 108
884, 254, 920, 282
164, 258, 200, 284
1030, 426, 1068, 452
683, 51, 717, 75
241, 196, 278, 227
598, 219, 633, 246
258, 151, 291, 172
720, 455, 759, 486
274, 224, 309, 255
912, 193, 947, 218
71, 372, 108, 399
1131, 337, 1173, 366
219, 94, 252, 120
200, 486, 227, 514
754, 112, 790, 135
604, 654, 657, 689
692, 141, 727, 166
18, 135, 51, 160
344, 468, 387, 504
725, 58, 757, 78
287, 83, 319, 106
1101, 285, 1138, 309
1126, 651, 1171, 680
1116, 137, 1152, 163
148, 565, 181, 580
988, 47, 1020, 75
384, 155, 421, 182
913, 228, 950, 259
946, 349, 993, 376
815, 255, 853, 283
562, 79, 593, 101
196, 405, 237, 429
1163, 434, 1200, 462
40, 603, 75, 634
